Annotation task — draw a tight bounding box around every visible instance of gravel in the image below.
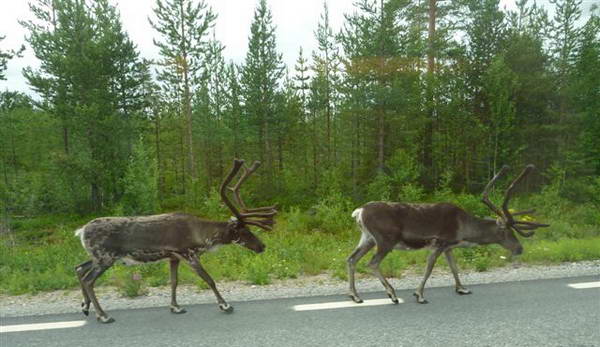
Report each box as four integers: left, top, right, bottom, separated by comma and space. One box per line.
1, 260, 598, 318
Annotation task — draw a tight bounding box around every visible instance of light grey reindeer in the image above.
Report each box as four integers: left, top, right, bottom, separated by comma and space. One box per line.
347, 165, 549, 305
74, 159, 277, 323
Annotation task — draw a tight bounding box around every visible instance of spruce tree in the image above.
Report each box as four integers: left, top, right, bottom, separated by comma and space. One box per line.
241, 0, 284, 172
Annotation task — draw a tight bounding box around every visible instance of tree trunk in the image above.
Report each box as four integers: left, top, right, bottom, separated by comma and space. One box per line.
62, 125, 69, 155
377, 107, 385, 169
154, 114, 163, 201
377, 0, 385, 170
423, 0, 437, 188
91, 182, 100, 212
179, 0, 196, 182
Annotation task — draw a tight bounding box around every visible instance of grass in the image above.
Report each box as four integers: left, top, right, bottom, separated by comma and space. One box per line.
0, 194, 599, 296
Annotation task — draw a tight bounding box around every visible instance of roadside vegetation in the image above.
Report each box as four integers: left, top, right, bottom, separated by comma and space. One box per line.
2, 185, 598, 296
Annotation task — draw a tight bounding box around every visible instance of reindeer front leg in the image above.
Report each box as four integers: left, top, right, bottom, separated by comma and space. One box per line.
169, 257, 186, 314
414, 248, 443, 304
185, 256, 233, 313
444, 249, 471, 295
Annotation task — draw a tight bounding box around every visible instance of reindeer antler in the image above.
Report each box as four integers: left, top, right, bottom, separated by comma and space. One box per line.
481, 165, 510, 219
220, 159, 278, 231
481, 164, 550, 238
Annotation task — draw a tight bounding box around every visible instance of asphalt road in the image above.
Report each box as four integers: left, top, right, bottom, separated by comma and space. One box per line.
1, 275, 599, 347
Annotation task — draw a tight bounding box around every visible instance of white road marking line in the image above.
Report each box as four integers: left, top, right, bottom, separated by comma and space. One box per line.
567, 281, 600, 289
293, 298, 404, 311
0, 320, 87, 333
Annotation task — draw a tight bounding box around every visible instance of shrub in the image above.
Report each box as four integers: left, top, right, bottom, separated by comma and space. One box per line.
118, 136, 159, 216
245, 257, 271, 285
202, 188, 229, 220
111, 267, 148, 298
367, 172, 392, 201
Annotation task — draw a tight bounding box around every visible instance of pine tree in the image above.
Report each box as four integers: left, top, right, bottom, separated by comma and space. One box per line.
573, 11, 600, 174
312, 1, 340, 164
548, 0, 583, 165
223, 63, 244, 159
0, 35, 24, 81
22, 0, 148, 211
338, 0, 404, 171
149, 0, 216, 185
293, 47, 310, 110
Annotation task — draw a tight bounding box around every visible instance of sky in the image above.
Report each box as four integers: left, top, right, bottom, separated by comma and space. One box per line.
0, 0, 596, 96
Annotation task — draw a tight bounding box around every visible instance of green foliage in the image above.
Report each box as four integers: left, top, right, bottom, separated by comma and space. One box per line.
201, 188, 229, 220
367, 172, 392, 201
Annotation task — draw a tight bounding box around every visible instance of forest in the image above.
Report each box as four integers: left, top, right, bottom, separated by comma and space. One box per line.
0, 0, 599, 295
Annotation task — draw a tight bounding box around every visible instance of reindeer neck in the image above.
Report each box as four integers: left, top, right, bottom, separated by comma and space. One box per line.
189, 219, 235, 248
461, 214, 503, 245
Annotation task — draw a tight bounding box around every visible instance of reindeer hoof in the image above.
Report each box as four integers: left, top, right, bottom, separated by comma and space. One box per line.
349, 294, 363, 304
170, 306, 187, 314
387, 293, 399, 304
456, 288, 472, 295
97, 315, 115, 324
81, 302, 89, 316
219, 303, 234, 313
413, 293, 428, 304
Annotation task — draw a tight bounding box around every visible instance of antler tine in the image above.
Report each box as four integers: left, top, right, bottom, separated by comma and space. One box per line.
510, 209, 536, 216
220, 159, 245, 220
229, 161, 261, 211
244, 219, 274, 231
228, 160, 278, 218
512, 224, 535, 237
502, 164, 535, 226
514, 220, 550, 228
221, 159, 278, 231
481, 165, 510, 219
242, 206, 278, 213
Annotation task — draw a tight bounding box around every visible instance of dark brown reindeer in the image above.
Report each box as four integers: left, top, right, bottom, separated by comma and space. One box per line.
74, 159, 277, 323
347, 165, 549, 305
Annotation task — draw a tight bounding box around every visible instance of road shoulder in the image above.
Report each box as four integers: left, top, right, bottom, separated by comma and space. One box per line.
1, 260, 598, 318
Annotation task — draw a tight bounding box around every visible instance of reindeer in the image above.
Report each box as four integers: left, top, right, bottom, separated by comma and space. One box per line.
74, 159, 277, 323
347, 165, 549, 305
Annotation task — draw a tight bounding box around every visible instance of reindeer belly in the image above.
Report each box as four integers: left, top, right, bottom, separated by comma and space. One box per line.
394, 238, 435, 250
394, 236, 460, 250
120, 250, 171, 265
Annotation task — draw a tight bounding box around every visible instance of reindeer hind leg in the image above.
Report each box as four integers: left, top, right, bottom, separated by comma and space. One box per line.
82, 261, 114, 323
368, 245, 398, 304
75, 260, 93, 316
347, 235, 375, 303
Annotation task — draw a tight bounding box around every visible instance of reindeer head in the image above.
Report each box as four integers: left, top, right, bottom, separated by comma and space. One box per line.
220, 159, 278, 253
481, 165, 550, 256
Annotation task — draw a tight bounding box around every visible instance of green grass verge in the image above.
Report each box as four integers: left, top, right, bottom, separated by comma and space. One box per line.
1, 199, 599, 296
